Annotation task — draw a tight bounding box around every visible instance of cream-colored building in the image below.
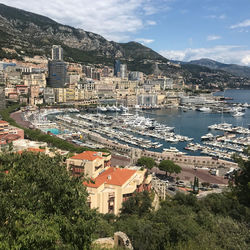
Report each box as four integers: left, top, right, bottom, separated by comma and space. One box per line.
66, 151, 111, 178
84, 167, 151, 214
67, 151, 151, 214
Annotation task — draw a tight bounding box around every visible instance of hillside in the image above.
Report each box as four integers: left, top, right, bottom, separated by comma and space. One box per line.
0, 3, 169, 75
0, 3, 249, 88
189, 58, 250, 78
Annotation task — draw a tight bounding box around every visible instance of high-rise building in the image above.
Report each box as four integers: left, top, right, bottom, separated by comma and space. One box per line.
48, 45, 67, 88
114, 60, 121, 77
52, 45, 63, 61
48, 61, 67, 88
120, 64, 127, 79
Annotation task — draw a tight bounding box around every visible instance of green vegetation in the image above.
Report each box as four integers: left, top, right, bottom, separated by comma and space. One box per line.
136, 157, 156, 169
158, 160, 182, 176
0, 139, 250, 249
0, 151, 97, 249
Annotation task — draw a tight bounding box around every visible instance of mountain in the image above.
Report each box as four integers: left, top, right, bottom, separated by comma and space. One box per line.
0, 3, 249, 88
0, 3, 170, 75
188, 58, 250, 78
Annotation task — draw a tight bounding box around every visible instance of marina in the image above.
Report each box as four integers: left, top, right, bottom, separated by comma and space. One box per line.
21, 89, 250, 162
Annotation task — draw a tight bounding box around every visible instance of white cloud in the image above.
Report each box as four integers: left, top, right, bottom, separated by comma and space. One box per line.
230, 19, 250, 29
206, 14, 226, 20
207, 35, 221, 41
135, 38, 155, 44
146, 20, 157, 26
0, 0, 162, 42
159, 45, 250, 66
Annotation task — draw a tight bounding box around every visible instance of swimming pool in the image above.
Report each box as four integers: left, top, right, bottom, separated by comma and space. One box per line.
43, 128, 61, 135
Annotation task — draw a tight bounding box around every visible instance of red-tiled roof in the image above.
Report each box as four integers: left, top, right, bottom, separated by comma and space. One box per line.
84, 167, 136, 188
27, 148, 45, 152
71, 151, 102, 161
18, 148, 45, 154
0, 120, 8, 124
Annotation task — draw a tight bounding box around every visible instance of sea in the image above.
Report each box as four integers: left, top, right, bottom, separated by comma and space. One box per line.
51, 89, 250, 156
125, 89, 250, 156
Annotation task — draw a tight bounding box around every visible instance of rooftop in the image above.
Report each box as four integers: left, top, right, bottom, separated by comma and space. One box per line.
84, 167, 136, 188
0, 120, 8, 125
70, 151, 102, 161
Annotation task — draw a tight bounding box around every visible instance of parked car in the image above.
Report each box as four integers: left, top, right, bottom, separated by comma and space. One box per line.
168, 186, 176, 192
210, 184, 219, 189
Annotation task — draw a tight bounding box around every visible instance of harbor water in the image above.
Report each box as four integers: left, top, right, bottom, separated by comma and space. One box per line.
87, 89, 250, 156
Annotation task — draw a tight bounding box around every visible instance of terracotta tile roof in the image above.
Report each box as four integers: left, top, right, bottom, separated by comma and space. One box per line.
18, 148, 45, 154
71, 151, 102, 161
84, 167, 136, 188
0, 134, 20, 143
27, 148, 45, 153
0, 120, 8, 124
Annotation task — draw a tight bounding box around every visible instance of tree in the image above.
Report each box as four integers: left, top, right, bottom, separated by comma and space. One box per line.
158, 160, 182, 176
0, 151, 97, 249
136, 157, 156, 170
233, 155, 250, 207
193, 176, 199, 194
120, 191, 152, 217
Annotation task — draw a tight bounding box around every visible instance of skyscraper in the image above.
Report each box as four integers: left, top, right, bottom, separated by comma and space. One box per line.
120, 64, 127, 79
48, 45, 67, 88
52, 45, 63, 61
114, 59, 121, 77
48, 61, 67, 88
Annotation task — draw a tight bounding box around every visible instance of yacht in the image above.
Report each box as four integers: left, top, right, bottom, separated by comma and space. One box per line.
233, 111, 245, 117
112, 105, 121, 112
163, 147, 180, 153
97, 106, 107, 112
120, 105, 129, 112
106, 105, 115, 112
198, 107, 211, 112
201, 133, 214, 141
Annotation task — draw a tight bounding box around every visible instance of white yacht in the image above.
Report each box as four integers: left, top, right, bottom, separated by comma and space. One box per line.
198, 107, 211, 112
97, 106, 107, 112
233, 111, 245, 117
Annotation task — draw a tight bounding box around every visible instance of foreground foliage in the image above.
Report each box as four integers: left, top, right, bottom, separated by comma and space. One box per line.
0, 145, 250, 249
0, 152, 97, 249
97, 155, 250, 250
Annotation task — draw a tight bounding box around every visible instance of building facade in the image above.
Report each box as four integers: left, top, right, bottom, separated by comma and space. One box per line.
0, 86, 6, 110
48, 60, 67, 88
52, 45, 63, 61
67, 151, 151, 215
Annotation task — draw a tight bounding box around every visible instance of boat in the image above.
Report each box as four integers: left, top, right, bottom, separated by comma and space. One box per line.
112, 105, 121, 112
198, 107, 211, 112
106, 105, 115, 112
97, 106, 107, 112
163, 147, 180, 153
120, 105, 129, 112
201, 133, 214, 141
232, 111, 245, 117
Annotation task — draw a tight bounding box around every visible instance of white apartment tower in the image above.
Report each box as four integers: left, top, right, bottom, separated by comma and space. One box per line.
52, 45, 63, 61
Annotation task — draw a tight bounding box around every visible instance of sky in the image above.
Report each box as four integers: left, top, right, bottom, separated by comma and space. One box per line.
1, 0, 250, 65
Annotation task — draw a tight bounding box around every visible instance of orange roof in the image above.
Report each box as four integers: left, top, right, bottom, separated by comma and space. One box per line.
0, 120, 8, 124
27, 148, 45, 152
84, 167, 136, 188
18, 148, 45, 154
71, 151, 102, 161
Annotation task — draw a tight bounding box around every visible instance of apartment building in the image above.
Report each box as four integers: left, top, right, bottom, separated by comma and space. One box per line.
67, 151, 151, 215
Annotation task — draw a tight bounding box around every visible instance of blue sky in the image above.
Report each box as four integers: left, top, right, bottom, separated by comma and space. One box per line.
1, 0, 250, 65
